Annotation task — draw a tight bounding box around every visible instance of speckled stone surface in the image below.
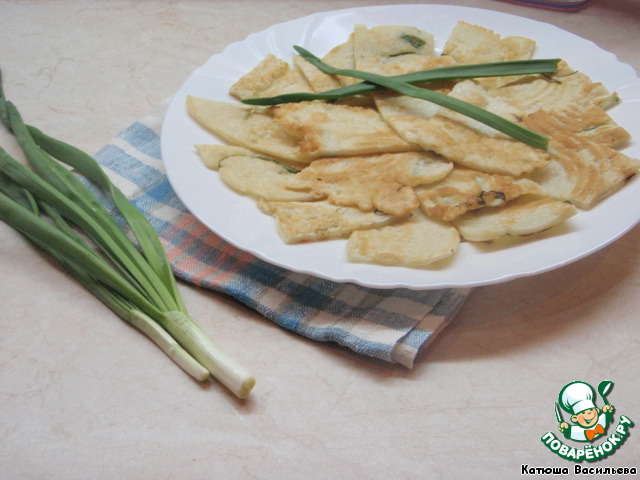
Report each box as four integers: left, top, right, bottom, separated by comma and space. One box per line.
1, 1, 639, 478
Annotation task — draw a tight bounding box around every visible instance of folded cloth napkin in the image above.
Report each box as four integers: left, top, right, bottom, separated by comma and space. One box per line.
93, 101, 471, 368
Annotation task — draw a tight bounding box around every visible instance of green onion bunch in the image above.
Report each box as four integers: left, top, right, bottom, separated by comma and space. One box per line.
242, 47, 560, 151
0, 71, 255, 399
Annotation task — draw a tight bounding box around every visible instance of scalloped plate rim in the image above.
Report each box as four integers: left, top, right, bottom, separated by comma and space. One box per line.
160, 4, 640, 290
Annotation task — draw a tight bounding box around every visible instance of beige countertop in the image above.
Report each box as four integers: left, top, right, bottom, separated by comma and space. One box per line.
1, 1, 639, 478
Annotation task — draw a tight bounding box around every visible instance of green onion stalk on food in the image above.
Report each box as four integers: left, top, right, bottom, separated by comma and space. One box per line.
242, 47, 561, 151
0, 70, 255, 399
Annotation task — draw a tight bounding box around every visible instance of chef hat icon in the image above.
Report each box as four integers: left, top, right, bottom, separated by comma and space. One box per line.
559, 381, 597, 415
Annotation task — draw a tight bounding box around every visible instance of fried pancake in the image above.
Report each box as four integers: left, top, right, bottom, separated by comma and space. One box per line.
293, 54, 343, 93
352, 24, 436, 76
347, 209, 459, 267
260, 64, 314, 98
258, 199, 401, 244
229, 54, 313, 100
523, 108, 631, 149
443, 21, 536, 65
322, 33, 362, 87
272, 101, 419, 156
195, 144, 309, 172
525, 132, 640, 208
194, 144, 260, 170
452, 196, 578, 241
229, 54, 290, 100
187, 96, 315, 162
442, 21, 536, 89
218, 156, 315, 202
416, 167, 547, 221
491, 61, 620, 116
289, 151, 453, 216
376, 80, 550, 176
294, 51, 375, 108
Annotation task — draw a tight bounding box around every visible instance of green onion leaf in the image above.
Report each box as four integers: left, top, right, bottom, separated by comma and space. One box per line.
294, 46, 549, 150
400, 34, 426, 49
0, 177, 210, 381
0, 71, 255, 398
27, 125, 187, 313
243, 47, 556, 151
241, 58, 560, 106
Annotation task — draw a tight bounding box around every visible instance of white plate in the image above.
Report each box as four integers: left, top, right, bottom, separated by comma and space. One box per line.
160, 4, 640, 290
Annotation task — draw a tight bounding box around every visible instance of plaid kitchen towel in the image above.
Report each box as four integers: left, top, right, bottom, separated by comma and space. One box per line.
93, 101, 471, 368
